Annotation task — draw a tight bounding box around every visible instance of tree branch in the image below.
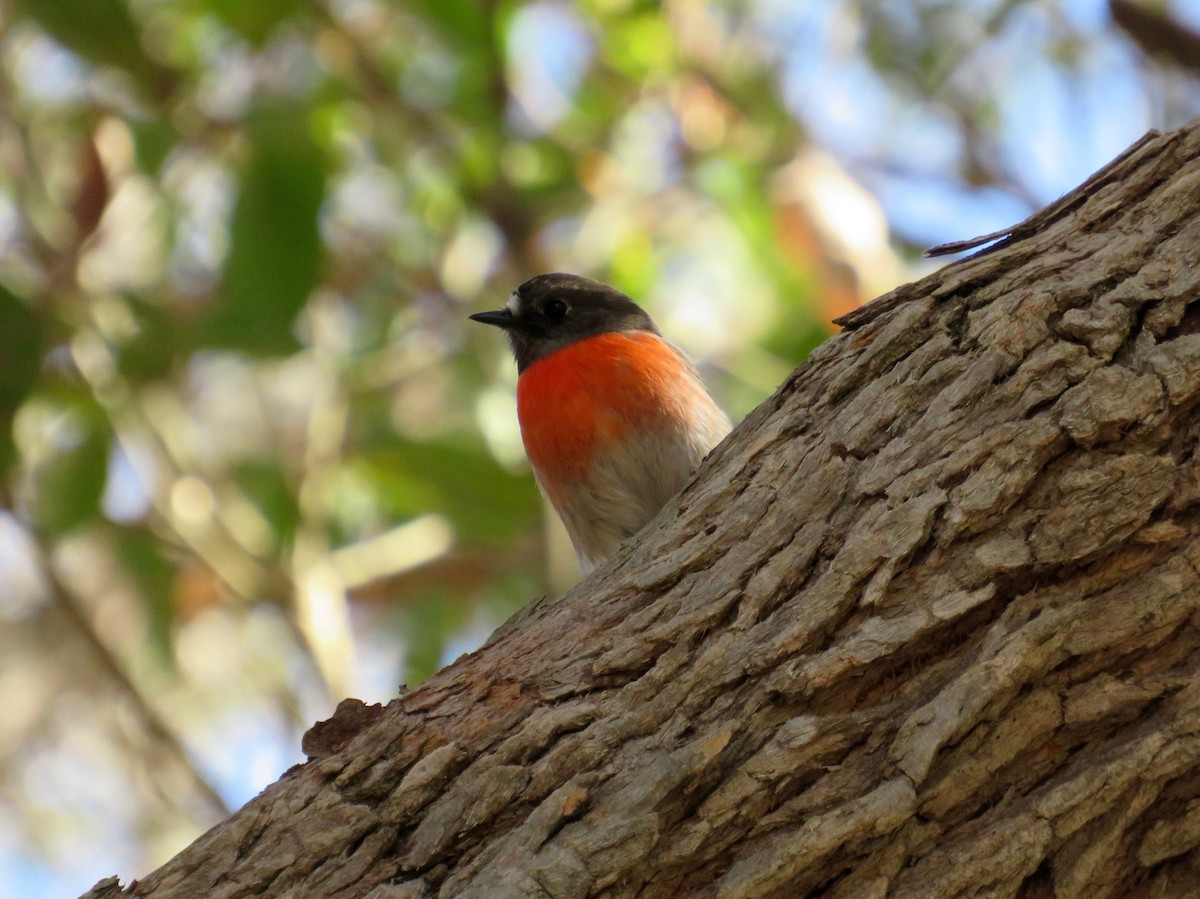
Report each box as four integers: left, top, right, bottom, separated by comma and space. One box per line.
84, 118, 1200, 898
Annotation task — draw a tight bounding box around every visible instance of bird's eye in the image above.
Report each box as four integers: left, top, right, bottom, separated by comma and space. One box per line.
544, 298, 568, 321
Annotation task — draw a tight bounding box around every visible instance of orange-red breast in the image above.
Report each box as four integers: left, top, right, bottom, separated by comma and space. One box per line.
470, 273, 731, 573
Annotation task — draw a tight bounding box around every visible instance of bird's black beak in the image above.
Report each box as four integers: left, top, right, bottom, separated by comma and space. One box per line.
469, 309, 521, 329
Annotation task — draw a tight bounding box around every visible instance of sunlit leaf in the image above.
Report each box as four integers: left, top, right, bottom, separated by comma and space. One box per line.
0, 286, 43, 472
603, 13, 676, 78
204, 102, 327, 356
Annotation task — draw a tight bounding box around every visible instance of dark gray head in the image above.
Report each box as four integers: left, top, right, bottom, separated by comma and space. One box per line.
469, 273, 659, 372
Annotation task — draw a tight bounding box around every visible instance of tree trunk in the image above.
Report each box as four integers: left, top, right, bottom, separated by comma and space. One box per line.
85, 119, 1200, 899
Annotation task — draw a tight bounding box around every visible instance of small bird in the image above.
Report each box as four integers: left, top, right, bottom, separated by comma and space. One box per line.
470, 273, 731, 573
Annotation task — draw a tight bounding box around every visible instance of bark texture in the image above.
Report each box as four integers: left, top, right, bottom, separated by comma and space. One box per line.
85, 120, 1200, 899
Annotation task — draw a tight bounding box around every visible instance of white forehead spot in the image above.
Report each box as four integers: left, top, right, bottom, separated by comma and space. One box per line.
506, 292, 521, 314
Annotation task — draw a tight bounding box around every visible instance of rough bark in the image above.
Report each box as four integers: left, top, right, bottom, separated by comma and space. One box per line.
85, 119, 1200, 899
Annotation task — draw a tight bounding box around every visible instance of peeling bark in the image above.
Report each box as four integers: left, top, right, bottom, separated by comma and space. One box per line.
84, 119, 1200, 899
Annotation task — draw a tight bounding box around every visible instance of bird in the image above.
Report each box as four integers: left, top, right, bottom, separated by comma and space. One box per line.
470, 273, 731, 573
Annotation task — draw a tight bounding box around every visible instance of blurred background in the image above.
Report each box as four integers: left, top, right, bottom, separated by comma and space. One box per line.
0, 0, 1197, 894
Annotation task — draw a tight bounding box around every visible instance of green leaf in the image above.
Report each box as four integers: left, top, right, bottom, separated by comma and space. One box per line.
116, 295, 178, 383
12, 0, 174, 96
128, 119, 176, 176
0, 287, 43, 471
30, 394, 111, 536
231, 460, 300, 550
203, 0, 308, 46
408, 0, 492, 49
402, 593, 466, 686
408, 0, 503, 128
603, 13, 676, 78
111, 525, 177, 664
204, 102, 327, 356
354, 439, 539, 544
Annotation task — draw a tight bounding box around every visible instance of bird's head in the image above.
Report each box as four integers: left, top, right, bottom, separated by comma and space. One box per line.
470, 273, 659, 372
